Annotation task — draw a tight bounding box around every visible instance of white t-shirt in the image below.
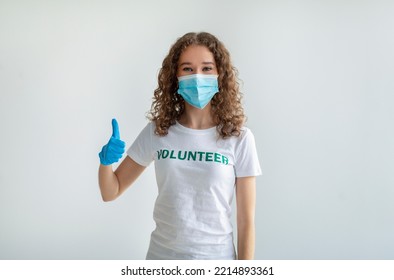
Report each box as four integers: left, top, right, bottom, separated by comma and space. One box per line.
127, 121, 262, 260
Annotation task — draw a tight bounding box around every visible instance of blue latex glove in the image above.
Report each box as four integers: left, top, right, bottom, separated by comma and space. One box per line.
99, 119, 126, 165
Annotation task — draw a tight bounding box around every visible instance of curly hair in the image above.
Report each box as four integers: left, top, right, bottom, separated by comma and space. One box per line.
147, 32, 245, 138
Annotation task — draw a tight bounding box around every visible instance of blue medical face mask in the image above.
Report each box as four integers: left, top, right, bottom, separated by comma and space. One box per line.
177, 74, 219, 109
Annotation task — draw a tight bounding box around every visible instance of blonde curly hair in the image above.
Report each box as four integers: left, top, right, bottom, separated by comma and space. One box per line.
147, 32, 245, 138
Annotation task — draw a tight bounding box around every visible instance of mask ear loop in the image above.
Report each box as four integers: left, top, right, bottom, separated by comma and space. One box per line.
175, 75, 185, 110
174, 78, 183, 102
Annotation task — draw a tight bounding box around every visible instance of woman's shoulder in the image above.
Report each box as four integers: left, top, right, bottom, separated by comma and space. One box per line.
239, 126, 254, 138
230, 125, 257, 146
134, 121, 155, 137
142, 120, 157, 130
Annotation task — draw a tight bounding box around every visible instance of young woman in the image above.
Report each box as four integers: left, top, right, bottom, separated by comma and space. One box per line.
98, 32, 261, 260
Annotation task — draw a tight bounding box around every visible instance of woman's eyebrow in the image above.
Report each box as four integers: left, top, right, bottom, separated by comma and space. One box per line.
179, 62, 192, 66
179, 61, 215, 66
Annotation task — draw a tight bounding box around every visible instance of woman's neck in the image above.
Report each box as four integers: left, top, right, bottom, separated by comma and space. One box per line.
178, 103, 215, 129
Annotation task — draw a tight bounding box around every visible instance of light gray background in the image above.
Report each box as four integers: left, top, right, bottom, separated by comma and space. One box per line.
1, 0, 393, 259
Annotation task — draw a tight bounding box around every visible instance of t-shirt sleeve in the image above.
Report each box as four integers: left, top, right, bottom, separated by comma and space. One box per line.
234, 128, 262, 178
127, 122, 154, 167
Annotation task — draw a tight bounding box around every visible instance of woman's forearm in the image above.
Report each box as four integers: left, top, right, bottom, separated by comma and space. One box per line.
237, 221, 255, 259
98, 164, 120, 201
98, 157, 147, 202
235, 176, 256, 260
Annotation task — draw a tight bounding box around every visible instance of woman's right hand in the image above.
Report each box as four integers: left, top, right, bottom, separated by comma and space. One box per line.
98, 119, 146, 201
99, 119, 125, 165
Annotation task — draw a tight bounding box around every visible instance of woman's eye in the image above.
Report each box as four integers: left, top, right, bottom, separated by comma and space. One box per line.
182, 67, 193, 72
203, 67, 213, 71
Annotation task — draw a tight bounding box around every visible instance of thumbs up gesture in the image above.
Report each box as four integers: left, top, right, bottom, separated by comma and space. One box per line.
99, 119, 126, 165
